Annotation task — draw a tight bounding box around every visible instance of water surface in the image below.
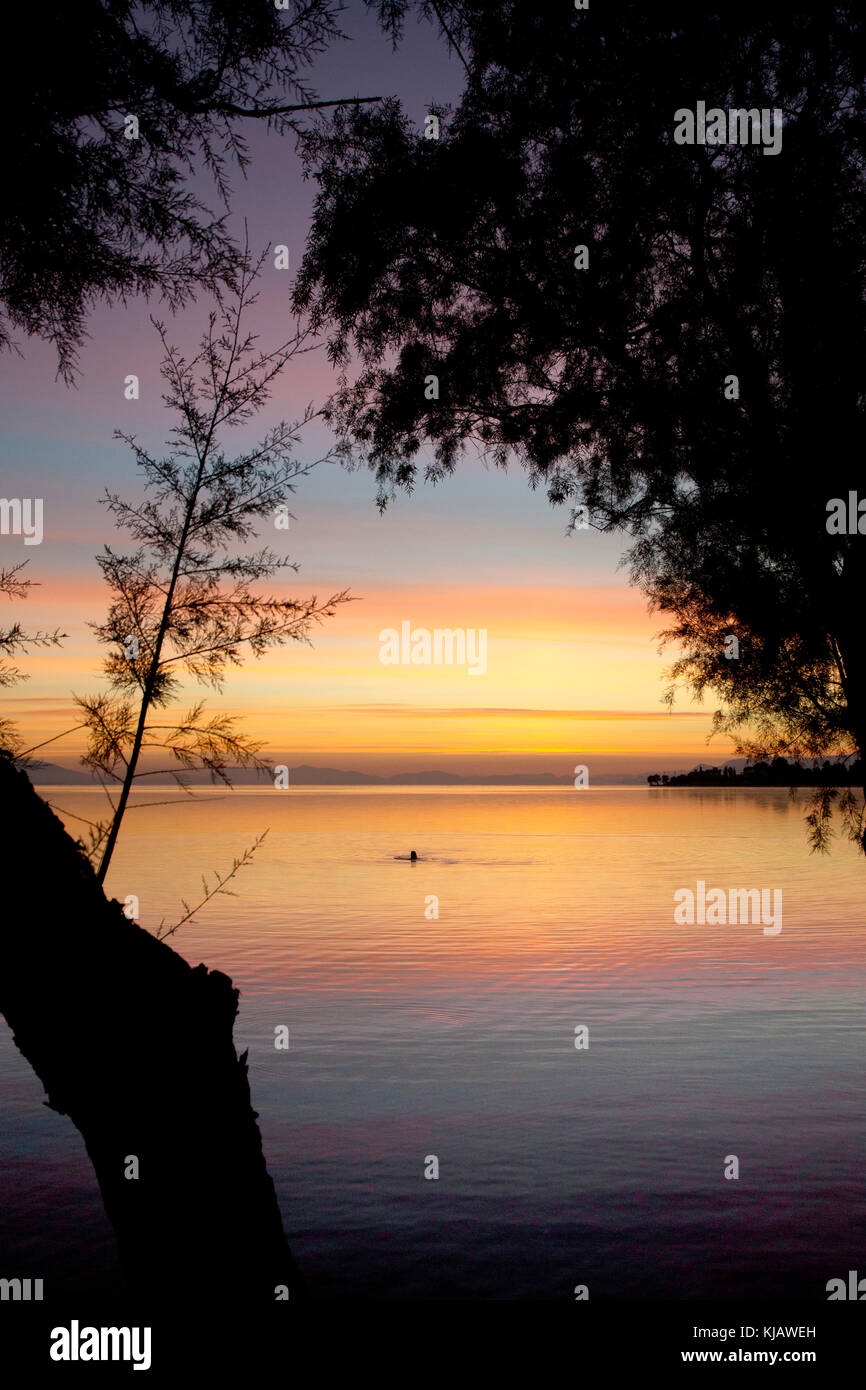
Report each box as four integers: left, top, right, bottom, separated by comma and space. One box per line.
2, 786, 864, 1300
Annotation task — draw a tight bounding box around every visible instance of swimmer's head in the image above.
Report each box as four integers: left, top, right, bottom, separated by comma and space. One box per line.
410, 850, 417, 861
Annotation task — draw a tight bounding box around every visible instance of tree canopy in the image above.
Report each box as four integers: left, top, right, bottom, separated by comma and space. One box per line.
1, 0, 379, 380
293, 3, 866, 820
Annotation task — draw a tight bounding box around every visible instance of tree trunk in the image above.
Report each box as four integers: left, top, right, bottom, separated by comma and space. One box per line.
0, 757, 305, 1305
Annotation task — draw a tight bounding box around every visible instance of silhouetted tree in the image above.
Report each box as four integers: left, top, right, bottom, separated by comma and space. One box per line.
1, 0, 380, 380
0, 753, 308, 1308
75, 251, 351, 885
293, 2, 866, 849
0, 563, 65, 757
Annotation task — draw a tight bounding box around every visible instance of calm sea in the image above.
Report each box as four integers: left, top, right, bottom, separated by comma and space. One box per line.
2, 786, 865, 1301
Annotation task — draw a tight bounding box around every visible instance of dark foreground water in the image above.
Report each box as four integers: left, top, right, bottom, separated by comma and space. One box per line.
1, 787, 864, 1300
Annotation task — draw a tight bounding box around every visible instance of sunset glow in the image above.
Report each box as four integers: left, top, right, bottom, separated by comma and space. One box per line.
10, 575, 732, 774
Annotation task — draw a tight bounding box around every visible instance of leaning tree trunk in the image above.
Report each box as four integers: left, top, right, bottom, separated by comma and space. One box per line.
0, 757, 305, 1305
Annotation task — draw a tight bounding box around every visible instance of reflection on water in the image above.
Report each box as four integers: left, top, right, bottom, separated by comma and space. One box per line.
1, 787, 865, 1300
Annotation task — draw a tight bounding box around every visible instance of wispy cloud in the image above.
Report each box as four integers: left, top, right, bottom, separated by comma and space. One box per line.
315, 704, 709, 720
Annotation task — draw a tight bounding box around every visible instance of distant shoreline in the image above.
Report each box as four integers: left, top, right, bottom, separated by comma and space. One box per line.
29, 757, 862, 789
647, 757, 862, 788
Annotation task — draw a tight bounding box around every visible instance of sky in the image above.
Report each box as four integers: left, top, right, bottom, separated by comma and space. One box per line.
0, 2, 737, 781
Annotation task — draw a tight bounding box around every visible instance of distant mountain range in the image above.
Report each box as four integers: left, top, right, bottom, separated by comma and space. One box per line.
26, 761, 649, 787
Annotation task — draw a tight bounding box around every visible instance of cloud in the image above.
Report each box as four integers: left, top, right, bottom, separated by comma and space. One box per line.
313, 703, 709, 720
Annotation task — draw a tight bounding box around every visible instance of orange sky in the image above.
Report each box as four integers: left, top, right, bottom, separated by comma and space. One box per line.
8, 576, 735, 776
